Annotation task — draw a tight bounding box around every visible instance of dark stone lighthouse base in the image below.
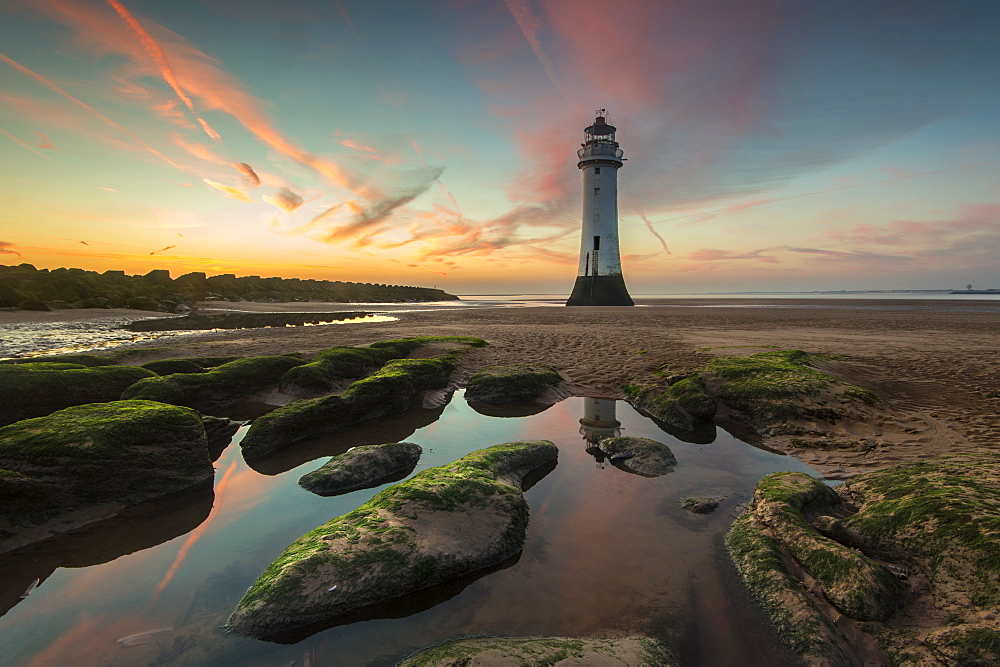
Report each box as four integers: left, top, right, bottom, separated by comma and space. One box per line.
566, 274, 634, 306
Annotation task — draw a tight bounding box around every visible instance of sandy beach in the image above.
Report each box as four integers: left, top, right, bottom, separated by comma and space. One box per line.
3, 298, 998, 478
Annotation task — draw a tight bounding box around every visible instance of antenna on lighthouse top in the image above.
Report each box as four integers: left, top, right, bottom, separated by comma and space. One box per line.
595, 108, 609, 122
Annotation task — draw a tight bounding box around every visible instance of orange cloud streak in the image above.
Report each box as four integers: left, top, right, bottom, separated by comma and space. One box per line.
29, 0, 362, 193
0, 128, 52, 159
105, 0, 221, 142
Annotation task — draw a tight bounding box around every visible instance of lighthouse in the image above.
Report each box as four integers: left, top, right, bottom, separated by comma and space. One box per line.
566, 110, 634, 307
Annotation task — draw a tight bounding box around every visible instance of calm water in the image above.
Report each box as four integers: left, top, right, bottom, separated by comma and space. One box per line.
0, 393, 814, 666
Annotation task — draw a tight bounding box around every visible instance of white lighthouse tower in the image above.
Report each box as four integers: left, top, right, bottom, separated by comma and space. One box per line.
566, 110, 634, 306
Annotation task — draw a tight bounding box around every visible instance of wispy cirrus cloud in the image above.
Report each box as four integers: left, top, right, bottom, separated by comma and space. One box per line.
203, 178, 253, 203
105, 0, 220, 142
0, 51, 184, 169
0, 241, 23, 258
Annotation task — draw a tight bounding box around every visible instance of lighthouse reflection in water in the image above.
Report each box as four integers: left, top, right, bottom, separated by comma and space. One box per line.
579, 398, 621, 462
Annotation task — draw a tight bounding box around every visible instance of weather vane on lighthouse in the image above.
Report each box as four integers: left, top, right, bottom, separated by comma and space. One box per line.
566, 109, 634, 306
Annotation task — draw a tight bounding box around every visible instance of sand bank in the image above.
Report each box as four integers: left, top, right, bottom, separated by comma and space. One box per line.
3, 298, 997, 478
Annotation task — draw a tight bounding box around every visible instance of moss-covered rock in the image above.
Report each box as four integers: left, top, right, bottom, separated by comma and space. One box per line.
464, 363, 563, 405
727, 459, 1000, 665
140, 358, 209, 376
0, 400, 214, 554
121, 355, 305, 412
242, 353, 463, 459
599, 436, 677, 477
279, 345, 389, 395
7, 353, 122, 367
624, 375, 717, 433
705, 350, 882, 437
298, 442, 422, 496
279, 336, 486, 398
837, 453, 1000, 664
680, 496, 726, 514
727, 471, 895, 665
226, 441, 558, 639
400, 636, 677, 666
0, 364, 157, 426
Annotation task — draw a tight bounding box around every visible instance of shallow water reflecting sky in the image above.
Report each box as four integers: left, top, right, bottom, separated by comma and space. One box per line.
0, 393, 817, 666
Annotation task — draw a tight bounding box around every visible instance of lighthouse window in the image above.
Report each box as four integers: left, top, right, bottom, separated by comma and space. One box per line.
594, 187, 600, 195
595, 168, 601, 174
593, 235, 601, 250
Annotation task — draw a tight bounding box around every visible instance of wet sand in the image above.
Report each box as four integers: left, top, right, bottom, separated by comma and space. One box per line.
3, 297, 998, 477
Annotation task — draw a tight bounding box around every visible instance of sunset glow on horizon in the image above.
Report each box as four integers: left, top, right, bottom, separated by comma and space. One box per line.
1, 0, 997, 294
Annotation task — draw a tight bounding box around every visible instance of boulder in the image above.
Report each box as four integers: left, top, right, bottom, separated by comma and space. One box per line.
400, 636, 677, 666
140, 359, 209, 376
121, 355, 305, 412
464, 363, 563, 405
0, 364, 156, 426
704, 350, 883, 437
0, 400, 214, 554
226, 441, 558, 639
600, 436, 677, 477
726, 471, 904, 665
624, 375, 716, 433
241, 355, 459, 459
680, 496, 726, 514
279, 337, 486, 397
298, 442, 422, 496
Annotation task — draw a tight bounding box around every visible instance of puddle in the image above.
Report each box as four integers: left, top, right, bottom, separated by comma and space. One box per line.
0, 394, 814, 666
122, 312, 398, 332
0, 313, 398, 359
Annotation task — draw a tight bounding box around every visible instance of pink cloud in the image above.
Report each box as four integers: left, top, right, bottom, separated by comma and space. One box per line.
688, 248, 779, 263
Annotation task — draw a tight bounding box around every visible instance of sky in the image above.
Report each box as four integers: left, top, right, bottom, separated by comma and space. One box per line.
0, 0, 997, 294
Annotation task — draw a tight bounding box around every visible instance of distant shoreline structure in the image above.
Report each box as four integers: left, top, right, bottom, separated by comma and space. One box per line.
0, 263, 458, 313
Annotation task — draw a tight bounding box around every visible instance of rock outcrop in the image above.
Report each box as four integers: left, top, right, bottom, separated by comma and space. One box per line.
464, 363, 564, 405
0, 400, 215, 554
680, 496, 726, 514
298, 442, 422, 496
624, 375, 716, 434
728, 456, 1000, 665
226, 441, 558, 639
280, 336, 486, 397
241, 340, 485, 459
0, 363, 156, 426
121, 355, 305, 412
599, 436, 677, 477
400, 636, 677, 666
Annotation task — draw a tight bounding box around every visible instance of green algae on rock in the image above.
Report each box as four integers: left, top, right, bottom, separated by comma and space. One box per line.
0, 364, 157, 426
464, 363, 563, 405
140, 358, 210, 376
121, 355, 305, 412
0, 400, 215, 554
704, 350, 882, 437
280, 336, 486, 397
400, 636, 677, 666
599, 436, 677, 478
226, 441, 558, 639
729, 455, 1000, 665
298, 442, 422, 496
726, 471, 899, 665
624, 375, 717, 434
242, 340, 484, 459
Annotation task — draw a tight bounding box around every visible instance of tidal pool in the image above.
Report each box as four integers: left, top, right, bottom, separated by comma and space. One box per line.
0, 394, 816, 666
